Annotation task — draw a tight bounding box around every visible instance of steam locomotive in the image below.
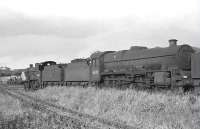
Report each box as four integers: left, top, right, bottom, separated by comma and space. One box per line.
23, 39, 200, 91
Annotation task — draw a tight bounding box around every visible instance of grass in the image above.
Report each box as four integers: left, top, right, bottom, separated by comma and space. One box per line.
0, 93, 23, 117
27, 86, 200, 129
0, 91, 88, 128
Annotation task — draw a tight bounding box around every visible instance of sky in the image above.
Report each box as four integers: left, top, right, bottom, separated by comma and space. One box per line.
0, 0, 199, 69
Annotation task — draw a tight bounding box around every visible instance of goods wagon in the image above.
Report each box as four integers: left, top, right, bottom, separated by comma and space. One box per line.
64, 59, 90, 86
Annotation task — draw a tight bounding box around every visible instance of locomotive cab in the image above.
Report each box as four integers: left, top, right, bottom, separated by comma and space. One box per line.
39, 61, 56, 71
90, 52, 103, 84
90, 51, 114, 85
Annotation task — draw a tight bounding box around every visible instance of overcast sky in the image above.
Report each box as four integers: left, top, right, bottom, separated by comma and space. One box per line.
0, 0, 199, 69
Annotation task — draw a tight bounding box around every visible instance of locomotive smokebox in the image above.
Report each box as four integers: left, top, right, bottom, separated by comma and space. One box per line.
169, 39, 178, 47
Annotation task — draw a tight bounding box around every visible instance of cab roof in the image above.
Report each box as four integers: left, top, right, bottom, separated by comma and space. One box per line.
90, 51, 114, 59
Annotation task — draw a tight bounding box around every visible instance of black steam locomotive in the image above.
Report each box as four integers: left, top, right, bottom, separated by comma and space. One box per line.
23, 39, 200, 91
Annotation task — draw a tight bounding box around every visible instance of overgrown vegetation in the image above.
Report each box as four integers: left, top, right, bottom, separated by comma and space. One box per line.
0, 93, 22, 117
29, 86, 200, 129
0, 93, 85, 129
1, 87, 200, 129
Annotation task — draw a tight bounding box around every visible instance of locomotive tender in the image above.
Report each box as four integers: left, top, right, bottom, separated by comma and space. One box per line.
23, 39, 200, 91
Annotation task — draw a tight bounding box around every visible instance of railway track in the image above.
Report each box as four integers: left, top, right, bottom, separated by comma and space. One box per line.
0, 85, 136, 129
2, 84, 24, 90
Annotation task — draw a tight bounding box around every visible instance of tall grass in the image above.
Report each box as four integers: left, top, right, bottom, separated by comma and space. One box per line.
0, 94, 22, 117
0, 92, 87, 128
29, 86, 200, 129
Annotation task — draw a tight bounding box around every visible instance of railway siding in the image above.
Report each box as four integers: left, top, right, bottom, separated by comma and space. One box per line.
0, 86, 99, 129
0, 85, 136, 129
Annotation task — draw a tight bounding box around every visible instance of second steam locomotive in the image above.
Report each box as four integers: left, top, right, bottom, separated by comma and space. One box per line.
22, 39, 200, 91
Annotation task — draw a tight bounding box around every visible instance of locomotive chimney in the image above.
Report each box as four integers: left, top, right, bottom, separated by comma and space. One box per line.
168, 39, 178, 47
